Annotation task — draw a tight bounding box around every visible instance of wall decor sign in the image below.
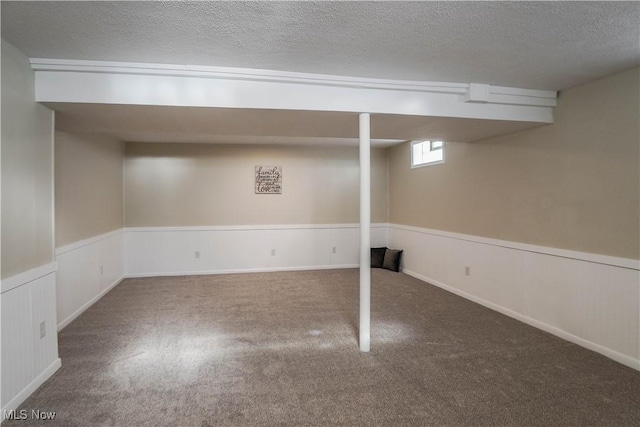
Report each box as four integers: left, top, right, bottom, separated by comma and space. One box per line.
255, 165, 282, 194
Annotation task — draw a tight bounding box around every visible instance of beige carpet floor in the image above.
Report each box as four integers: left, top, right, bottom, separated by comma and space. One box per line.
7, 269, 640, 426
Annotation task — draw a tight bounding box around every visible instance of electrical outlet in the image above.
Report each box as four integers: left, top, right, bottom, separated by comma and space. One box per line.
271, 249, 276, 256
195, 251, 200, 259
100, 265, 104, 275
40, 321, 46, 339
332, 247, 337, 254
465, 266, 471, 276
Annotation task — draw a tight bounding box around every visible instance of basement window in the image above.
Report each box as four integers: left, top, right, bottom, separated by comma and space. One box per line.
411, 140, 444, 168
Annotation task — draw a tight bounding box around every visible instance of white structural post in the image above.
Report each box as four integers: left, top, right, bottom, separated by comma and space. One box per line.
359, 112, 371, 352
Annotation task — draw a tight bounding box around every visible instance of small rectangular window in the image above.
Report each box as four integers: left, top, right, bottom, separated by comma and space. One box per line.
411, 140, 444, 168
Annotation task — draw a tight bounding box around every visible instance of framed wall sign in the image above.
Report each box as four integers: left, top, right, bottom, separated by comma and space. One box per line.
255, 165, 282, 194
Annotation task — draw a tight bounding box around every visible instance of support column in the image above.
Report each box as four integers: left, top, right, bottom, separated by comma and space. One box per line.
359, 112, 371, 352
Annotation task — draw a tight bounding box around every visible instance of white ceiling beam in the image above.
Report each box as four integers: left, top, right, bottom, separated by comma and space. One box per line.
31, 59, 556, 123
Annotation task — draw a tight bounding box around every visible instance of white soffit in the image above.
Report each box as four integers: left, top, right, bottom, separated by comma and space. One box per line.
50, 104, 543, 145
32, 59, 556, 124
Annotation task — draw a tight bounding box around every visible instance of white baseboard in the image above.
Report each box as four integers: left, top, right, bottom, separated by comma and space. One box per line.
57, 276, 124, 331
125, 264, 359, 279
0, 358, 61, 422
403, 268, 640, 371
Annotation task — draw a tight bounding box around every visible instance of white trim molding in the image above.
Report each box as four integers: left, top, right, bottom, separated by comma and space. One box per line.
126, 264, 360, 279
1, 262, 58, 294
55, 228, 124, 256
390, 223, 639, 271
31, 58, 556, 123
125, 223, 390, 233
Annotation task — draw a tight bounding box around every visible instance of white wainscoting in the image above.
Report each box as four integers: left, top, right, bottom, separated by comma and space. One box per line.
126, 224, 389, 277
389, 224, 640, 370
1, 264, 61, 421
56, 229, 125, 330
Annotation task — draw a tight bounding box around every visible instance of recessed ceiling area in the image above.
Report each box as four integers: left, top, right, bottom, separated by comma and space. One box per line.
50, 104, 543, 147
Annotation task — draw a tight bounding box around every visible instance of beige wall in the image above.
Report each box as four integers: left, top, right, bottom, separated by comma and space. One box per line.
1, 40, 55, 278
125, 143, 388, 226
389, 67, 640, 260
55, 132, 124, 247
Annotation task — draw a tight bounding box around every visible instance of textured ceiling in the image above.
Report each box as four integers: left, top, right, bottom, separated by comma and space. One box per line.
3, 1, 638, 145
3, 1, 639, 91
